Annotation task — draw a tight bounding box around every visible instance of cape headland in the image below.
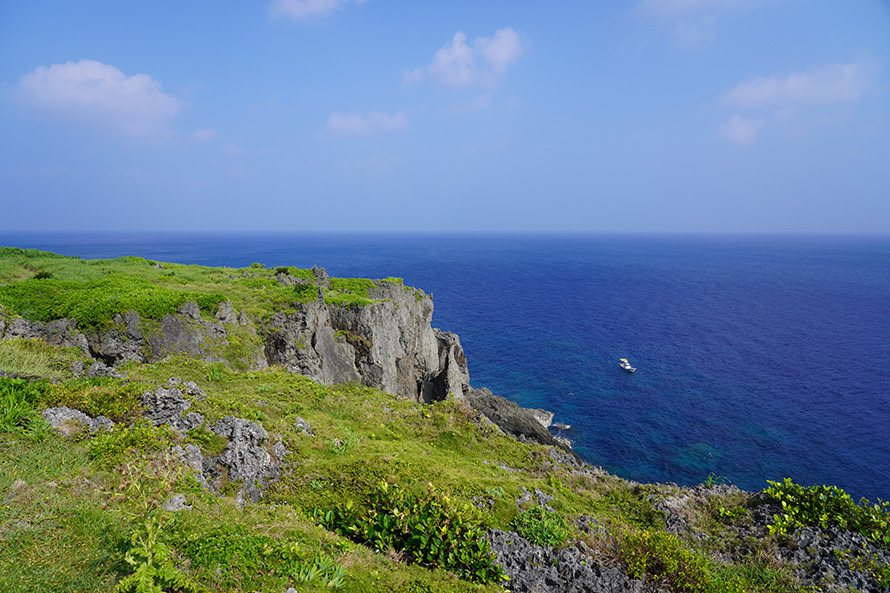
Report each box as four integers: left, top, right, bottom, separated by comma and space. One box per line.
2, 246, 889, 593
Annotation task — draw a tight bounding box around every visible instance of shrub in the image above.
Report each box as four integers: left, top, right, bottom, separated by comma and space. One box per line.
619, 527, 712, 592
511, 506, 570, 547
765, 478, 890, 547
328, 278, 375, 298
43, 379, 145, 422
319, 481, 506, 584
107, 451, 201, 593
0, 276, 226, 330
293, 283, 318, 304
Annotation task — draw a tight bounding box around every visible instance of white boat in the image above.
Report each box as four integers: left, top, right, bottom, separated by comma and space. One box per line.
619, 358, 636, 373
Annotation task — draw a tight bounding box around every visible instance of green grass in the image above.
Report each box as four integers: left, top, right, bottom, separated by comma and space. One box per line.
0, 247, 423, 332
0, 337, 89, 381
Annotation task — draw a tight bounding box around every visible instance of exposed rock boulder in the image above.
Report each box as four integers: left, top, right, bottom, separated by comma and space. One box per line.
42, 406, 113, 435
87, 361, 125, 379
141, 385, 204, 432
206, 416, 287, 503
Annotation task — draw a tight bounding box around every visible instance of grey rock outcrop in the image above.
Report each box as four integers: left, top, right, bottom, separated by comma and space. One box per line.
141, 386, 204, 431
294, 416, 315, 437
488, 529, 647, 593
162, 494, 192, 512
264, 280, 469, 402
87, 361, 125, 379
42, 406, 114, 435
206, 416, 287, 503
466, 387, 581, 462
0, 311, 89, 356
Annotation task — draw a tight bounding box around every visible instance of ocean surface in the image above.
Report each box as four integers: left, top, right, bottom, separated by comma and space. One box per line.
3, 232, 890, 501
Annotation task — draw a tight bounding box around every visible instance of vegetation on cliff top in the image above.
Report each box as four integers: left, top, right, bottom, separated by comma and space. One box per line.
3, 249, 890, 592
0, 247, 421, 332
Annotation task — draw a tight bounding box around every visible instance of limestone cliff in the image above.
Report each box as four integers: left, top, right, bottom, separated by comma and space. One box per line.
0, 275, 469, 404
0, 270, 578, 458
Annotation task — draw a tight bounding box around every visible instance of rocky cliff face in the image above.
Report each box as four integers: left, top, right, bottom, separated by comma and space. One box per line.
0, 275, 469, 404
262, 281, 468, 402
0, 272, 577, 456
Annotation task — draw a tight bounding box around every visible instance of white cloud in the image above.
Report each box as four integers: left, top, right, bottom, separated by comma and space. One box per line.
718, 113, 765, 144
188, 128, 217, 142
477, 28, 524, 75
420, 27, 525, 89
723, 62, 873, 108
717, 61, 874, 144
326, 111, 408, 135
14, 59, 184, 138
269, 0, 365, 21
637, 0, 763, 47
401, 67, 424, 87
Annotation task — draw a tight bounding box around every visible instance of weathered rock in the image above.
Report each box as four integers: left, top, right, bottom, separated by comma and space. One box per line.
294, 416, 315, 437
208, 416, 284, 503
488, 529, 648, 593
215, 301, 238, 324
42, 406, 113, 435
466, 387, 581, 462
264, 280, 468, 402
87, 361, 125, 379
529, 408, 555, 428
310, 266, 329, 287
162, 494, 192, 512
516, 487, 556, 512
141, 386, 204, 431
0, 314, 90, 356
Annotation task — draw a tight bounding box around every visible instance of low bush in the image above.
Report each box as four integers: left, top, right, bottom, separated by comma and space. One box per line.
319, 481, 506, 584
43, 379, 145, 422
619, 527, 712, 592
766, 478, 890, 547
0, 276, 226, 330
510, 506, 569, 547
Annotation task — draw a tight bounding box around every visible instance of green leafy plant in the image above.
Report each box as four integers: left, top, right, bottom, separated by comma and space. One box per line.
0, 276, 225, 331
107, 451, 202, 593
0, 377, 41, 432
511, 506, 570, 547
325, 433, 359, 455
293, 283, 319, 304
619, 527, 712, 592
43, 378, 145, 422
765, 478, 890, 547
703, 473, 728, 488
319, 481, 506, 584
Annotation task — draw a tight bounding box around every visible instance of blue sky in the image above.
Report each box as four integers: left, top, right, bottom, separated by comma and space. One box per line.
1, 0, 889, 233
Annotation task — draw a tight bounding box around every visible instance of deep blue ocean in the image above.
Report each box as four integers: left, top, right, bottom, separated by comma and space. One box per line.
3, 232, 889, 501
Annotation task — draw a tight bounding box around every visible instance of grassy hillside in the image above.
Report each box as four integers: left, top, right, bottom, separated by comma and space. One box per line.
2, 249, 889, 593
0, 247, 411, 333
